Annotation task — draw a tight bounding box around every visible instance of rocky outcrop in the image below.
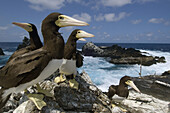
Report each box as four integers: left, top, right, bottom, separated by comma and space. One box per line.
2, 71, 170, 113
162, 70, 170, 76
133, 73, 170, 101
82, 42, 166, 66
17, 36, 30, 50
0, 48, 5, 55
82, 42, 104, 57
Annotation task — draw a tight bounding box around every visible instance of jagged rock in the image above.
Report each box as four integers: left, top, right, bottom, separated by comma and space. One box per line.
109, 56, 157, 66
7, 72, 124, 113
162, 70, 170, 76
17, 36, 30, 50
82, 42, 166, 66
118, 90, 170, 113
82, 42, 104, 57
133, 75, 170, 101
2, 71, 170, 113
0, 48, 5, 55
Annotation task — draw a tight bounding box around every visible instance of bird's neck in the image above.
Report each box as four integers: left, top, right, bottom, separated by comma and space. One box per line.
42, 23, 64, 58
64, 37, 77, 59
29, 31, 43, 49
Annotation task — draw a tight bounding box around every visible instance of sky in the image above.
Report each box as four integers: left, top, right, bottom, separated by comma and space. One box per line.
0, 0, 170, 43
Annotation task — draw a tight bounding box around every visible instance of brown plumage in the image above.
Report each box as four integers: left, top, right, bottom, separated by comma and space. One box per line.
107, 76, 140, 99
7, 23, 43, 63
0, 12, 89, 110
64, 29, 83, 68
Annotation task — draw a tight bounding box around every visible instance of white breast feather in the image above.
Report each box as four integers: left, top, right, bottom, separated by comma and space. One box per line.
59, 59, 77, 76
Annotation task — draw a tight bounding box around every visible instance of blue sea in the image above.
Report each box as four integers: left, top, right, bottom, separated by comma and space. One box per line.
0, 42, 170, 91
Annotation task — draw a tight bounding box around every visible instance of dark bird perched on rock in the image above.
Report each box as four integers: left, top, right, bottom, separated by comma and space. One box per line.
0, 12, 89, 110
107, 76, 140, 99
7, 22, 43, 63
55, 29, 94, 89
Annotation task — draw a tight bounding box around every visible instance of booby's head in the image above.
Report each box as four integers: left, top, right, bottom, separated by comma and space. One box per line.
12, 22, 37, 32
120, 76, 140, 93
70, 29, 95, 41
42, 12, 89, 28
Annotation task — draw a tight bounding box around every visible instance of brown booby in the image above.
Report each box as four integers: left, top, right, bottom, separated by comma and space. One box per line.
7, 22, 43, 63
56, 29, 94, 88
0, 12, 89, 110
107, 76, 140, 99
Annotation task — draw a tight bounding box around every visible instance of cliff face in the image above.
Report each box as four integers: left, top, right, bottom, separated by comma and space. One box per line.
2, 71, 170, 113
82, 42, 166, 66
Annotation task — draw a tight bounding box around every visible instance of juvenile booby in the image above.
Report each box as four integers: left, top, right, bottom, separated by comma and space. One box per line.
107, 76, 140, 99
56, 29, 94, 88
0, 13, 89, 110
7, 22, 43, 63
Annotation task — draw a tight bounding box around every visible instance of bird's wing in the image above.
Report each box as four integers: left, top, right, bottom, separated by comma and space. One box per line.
6, 47, 30, 63
76, 52, 84, 68
0, 48, 51, 88
108, 85, 117, 99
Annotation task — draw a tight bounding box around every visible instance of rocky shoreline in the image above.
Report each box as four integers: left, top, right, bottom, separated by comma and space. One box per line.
1, 70, 170, 113
82, 42, 166, 66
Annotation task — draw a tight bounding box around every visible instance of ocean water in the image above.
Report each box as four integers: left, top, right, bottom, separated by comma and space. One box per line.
0, 42, 170, 91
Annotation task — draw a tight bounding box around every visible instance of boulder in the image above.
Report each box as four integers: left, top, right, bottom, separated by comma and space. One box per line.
0, 48, 5, 55
17, 36, 30, 50
82, 42, 104, 57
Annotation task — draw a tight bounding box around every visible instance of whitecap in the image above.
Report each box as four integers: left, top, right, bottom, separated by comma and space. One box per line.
78, 49, 170, 92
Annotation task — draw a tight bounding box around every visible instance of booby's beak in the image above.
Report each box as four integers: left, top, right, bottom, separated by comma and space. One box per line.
125, 80, 140, 93
76, 30, 95, 41
55, 15, 89, 27
12, 22, 33, 32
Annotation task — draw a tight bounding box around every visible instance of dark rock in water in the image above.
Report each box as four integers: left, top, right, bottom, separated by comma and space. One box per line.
0, 48, 5, 55
82, 42, 166, 66
17, 36, 30, 50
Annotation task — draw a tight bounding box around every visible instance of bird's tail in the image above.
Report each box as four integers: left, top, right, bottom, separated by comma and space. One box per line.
0, 88, 11, 111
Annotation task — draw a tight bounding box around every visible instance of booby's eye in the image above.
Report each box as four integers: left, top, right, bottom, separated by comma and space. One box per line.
77, 31, 81, 33
59, 16, 64, 20
28, 25, 32, 28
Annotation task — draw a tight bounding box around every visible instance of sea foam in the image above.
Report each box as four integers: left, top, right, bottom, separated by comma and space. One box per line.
78, 49, 170, 92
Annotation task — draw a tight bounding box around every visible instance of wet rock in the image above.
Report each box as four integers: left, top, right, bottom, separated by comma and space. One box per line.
17, 36, 30, 50
82, 42, 166, 66
0, 48, 5, 55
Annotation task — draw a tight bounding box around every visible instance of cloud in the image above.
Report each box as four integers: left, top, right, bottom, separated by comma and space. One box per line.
95, 12, 130, 22
101, 0, 132, 7
72, 13, 91, 22
25, 0, 65, 11
0, 26, 8, 30
149, 18, 164, 24
131, 19, 142, 24
134, 0, 157, 3
148, 18, 170, 26
146, 32, 153, 37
